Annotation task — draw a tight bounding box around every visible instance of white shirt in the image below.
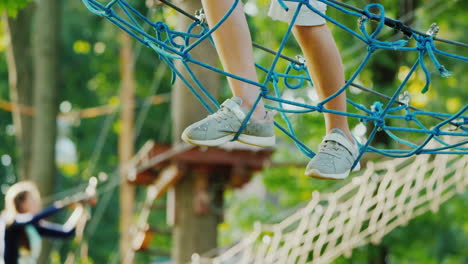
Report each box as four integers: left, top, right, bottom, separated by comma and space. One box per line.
0, 215, 5, 264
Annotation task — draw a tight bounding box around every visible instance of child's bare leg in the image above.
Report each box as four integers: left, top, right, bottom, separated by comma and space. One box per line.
201, 0, 266, 120
181, 0, 275, 148
292, 24, 354, 142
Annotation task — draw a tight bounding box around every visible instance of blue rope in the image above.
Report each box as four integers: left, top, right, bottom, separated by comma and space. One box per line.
80, 0, 468, 158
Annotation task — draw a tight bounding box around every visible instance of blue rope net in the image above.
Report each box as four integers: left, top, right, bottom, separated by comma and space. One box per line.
81, 0, 468, 163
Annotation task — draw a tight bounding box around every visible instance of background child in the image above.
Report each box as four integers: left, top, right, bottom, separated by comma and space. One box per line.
2, 181, 94, 264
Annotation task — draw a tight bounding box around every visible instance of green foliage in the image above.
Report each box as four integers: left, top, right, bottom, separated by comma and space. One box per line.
0, 52, 16, 190
0, 0, 31, 16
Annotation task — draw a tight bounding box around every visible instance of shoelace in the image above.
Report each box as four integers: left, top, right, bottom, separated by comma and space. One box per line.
211, 106, 234, 123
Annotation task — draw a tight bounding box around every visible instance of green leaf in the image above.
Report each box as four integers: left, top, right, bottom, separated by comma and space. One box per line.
0, 0, 31, 17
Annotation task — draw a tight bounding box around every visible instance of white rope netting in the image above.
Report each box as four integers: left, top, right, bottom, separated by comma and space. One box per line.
194, 152, 467, 264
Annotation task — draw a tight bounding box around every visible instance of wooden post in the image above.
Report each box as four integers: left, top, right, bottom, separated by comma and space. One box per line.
171, 0, 221, 263
119, 32, 136, 264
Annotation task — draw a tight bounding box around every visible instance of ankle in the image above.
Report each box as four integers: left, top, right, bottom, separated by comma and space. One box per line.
240, 103, 266, 121
343, 131, 355, 144
250, 111, 267, 122
328, 128, 355, 144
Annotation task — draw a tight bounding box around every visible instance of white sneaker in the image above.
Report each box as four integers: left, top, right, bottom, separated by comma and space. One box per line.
305, 128, 361, 180
181, 97, 276, 147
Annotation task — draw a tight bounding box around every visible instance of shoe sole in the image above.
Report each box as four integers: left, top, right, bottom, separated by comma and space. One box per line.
181, 131, 275, 148
305, 162, 361, 180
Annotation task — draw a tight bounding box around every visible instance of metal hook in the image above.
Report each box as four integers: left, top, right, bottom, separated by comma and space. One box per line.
357, 15, 368, 27
398, 91, 411, 106
195, 8, 206, 24
295, 55, 306, 65
426, 23, 440, 38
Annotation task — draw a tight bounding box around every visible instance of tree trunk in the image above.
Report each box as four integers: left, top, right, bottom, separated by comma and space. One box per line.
31, 0, 61, 262
399, 0, 419, 24
4, 3, 35, 180
119, 32, 136, 264
31, 0, 60, 196
171, 0, 221, 263
172, 172, 221, 263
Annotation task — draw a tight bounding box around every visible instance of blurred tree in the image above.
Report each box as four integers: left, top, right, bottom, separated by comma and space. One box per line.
118, 31, 136, 264
31, 0, 61, 262
31, 0, 60, 209
3, 3, 34, 180
170, 0, 222, 261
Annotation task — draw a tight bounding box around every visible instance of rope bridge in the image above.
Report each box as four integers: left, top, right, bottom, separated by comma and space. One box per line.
192, 145, 467, 264
80, 0, 467, 163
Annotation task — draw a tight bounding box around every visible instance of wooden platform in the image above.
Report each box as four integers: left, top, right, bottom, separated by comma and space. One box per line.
128, 141, 274, 188
127, 141, 274, 256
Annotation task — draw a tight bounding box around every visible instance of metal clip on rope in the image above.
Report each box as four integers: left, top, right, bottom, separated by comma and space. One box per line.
426, 23, 440, 38
195, 9, 206, 24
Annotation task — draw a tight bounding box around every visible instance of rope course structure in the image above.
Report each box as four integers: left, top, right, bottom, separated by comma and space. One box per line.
192, 145, 468, 264
80, 0, 468, 165
72, 1, 467, 262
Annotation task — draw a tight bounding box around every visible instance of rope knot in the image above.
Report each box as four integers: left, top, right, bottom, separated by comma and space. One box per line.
370, 102, 385, 130
367, 45, 377, 52
154, 21, 167, 31
316, 103, 324, 112
260, 87, 269, 95
405, 113, 414, 121
416, 36, 429, 50
104, 8, 114, 17
270, 73, 279, 83
181, 52, 191, 61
